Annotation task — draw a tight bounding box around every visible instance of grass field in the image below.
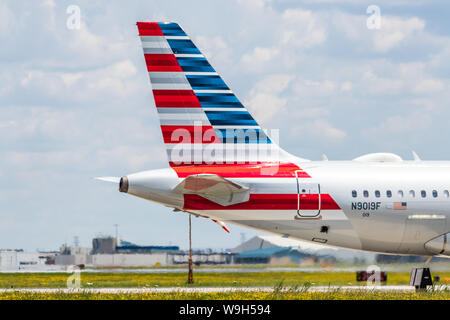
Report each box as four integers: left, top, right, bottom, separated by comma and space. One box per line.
0, 290, 450, 300
1, 270, 449, 300
1, 270, 450, 288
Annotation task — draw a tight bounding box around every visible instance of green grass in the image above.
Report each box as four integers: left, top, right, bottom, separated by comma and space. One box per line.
1, 271, 450, 288
1, 289, 449, 300
1, 271, 449, 300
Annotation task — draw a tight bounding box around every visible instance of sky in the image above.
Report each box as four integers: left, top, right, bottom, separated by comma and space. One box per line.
2, 0, 450, 251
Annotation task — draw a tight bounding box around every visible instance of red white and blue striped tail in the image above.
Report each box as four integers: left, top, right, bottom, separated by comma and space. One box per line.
137, 22, 298, 167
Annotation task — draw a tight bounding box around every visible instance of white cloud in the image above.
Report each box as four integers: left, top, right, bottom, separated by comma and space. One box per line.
291, 119, 346, 142
349, 60, 449, 97
194, 35, 231, 67
246, 93, 288, 123
60, 72, 83, 87
294, 79, 338, 97
236, 0, 272, 7
4, 150, 86, 170
361, 69, 404, 95
0, 2, 15, 37
363, 109, 433, 143
373, 16, 425, 52
251, 74, 294, 93
332, 12, 426, 53
241, 47, 279, 72
413, 79, 445, 94
96, 145, 166, 171
280, 9, 327, 48
245, 74, 294, 123
341, 81, 352, 91
14, 59, 142, 104
237, 7, 326, 73
41, 0, 55, 8
332, 11, 364, 41
0, 107, 81, 142
313, 120, 347, 141
67, 22, 112, 60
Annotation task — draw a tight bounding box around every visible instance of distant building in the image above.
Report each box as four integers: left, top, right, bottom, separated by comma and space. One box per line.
116, 244, 179, 254
55, 245, 91, 266
55, 237, 182, 267
92, 237, 118, 254
0, 250, 17, 269
91, 253, 170, 267
232, 235, 376, 265
0, 250, 48, 270
171, 250, 233, 265
91, 237, 180, 255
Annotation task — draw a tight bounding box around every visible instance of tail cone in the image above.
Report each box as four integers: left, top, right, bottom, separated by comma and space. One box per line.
119, 177, 129, 193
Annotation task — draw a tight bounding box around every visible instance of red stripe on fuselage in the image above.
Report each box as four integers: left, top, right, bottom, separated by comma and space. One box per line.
161, 125, 220, 144
298, 194, 340, 210
145, 54, 182, 72
137, 22, 163, 36
153, 90, 201, 108
320, 194, 340, 210
185, 194, 296, 210
171, 162, 310, 178
183, 193, 340, 210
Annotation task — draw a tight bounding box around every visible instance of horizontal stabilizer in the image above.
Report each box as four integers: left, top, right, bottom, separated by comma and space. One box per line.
174, 174, 250, 206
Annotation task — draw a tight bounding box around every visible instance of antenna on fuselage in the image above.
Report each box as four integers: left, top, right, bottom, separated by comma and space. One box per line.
412, 151, 421, 161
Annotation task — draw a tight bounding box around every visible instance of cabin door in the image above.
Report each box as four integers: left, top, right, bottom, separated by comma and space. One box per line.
296, 171, 321, 217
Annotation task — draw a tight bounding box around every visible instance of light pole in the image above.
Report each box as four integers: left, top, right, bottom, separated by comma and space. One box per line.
188, 214, 194, 284
114, 224, 119, 240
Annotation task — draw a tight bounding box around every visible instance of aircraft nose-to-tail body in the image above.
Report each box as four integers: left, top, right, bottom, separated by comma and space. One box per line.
98, 22, 450, 258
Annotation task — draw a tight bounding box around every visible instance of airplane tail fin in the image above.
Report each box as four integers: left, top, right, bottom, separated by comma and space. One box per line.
137, 22, 301, 168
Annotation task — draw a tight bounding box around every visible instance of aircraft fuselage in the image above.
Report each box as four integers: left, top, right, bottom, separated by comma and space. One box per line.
121, 160, 450, 257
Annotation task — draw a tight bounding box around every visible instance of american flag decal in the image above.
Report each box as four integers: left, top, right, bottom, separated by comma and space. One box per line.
394, 202, 407, 210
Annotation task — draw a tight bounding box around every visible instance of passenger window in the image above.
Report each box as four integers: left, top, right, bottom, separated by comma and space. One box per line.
432, 190, 438, 198
421, 190, 426, 198
409, 190, 415, 197
352, 190, 357, 198
363, 190, 369, 198
444, 190, 449, 198
398, 190, 404, 197
375, 190, 380, 198
386, 190, 392, 198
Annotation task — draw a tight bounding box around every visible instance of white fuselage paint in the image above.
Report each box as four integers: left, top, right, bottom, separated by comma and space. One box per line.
123, 160, 450, 257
